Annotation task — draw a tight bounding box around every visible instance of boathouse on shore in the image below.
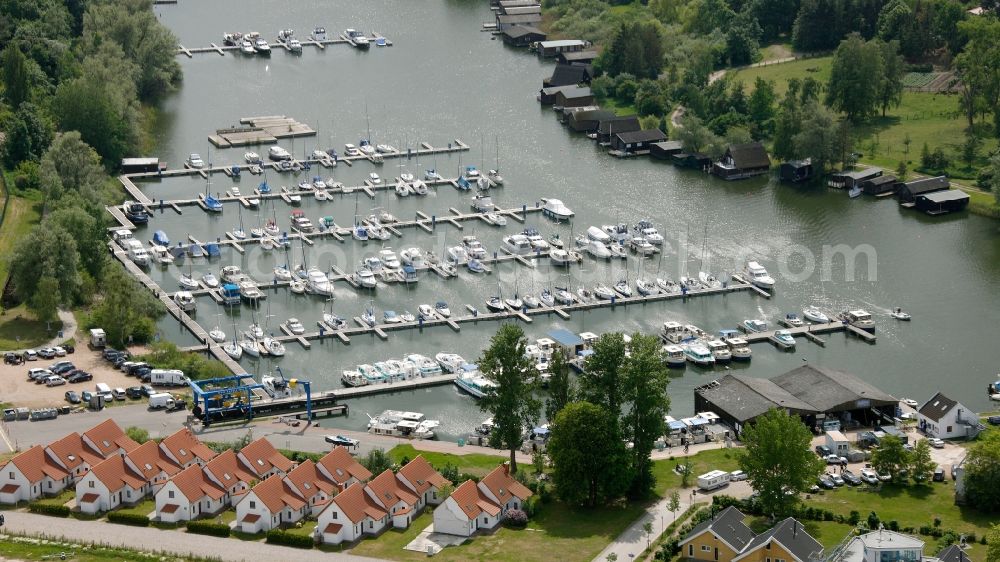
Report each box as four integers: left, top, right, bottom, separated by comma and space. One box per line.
553, 86, 594, 109
537, 39, 588, 58
543, 63, 593, 88
567, 109, 615, 133
596, 116, 641, 143
501, 25, 546, 47
649, 141, 683, 160
557, 50, 598, 65
778, 159, 812, 183
914, 189, 969, 215
897, 175, 949, 204
828, 167, 882, 189
711, 142, 771, 180
861, 174, 899, 196
611, 129, 667, 154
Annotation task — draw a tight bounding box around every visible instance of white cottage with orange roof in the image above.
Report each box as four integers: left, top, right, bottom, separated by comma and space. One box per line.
316, 446, 371, 490
366, 469, 420, 529
158, 428, 217, 468
237, 437, 293, 479
0, 446, 71, 504
233, 474, 307, 533
396, 455, 451, 508
44, 432, 103, 484
154, 464, 227, 523
432, 479, 502, 537
75, 454, 147, 514
317, 481, 389, 545
81, 419, 139, 458
202, 449, 256, 503
285, 459, 338, 517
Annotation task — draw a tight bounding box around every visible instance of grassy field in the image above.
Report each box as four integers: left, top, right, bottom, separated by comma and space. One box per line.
0, 303, 62, 350
650, 447, 741, 497
114, 499, 156, 519
31, 489, 75, 508
387, 444, 514, 478
732, 56, 832, 97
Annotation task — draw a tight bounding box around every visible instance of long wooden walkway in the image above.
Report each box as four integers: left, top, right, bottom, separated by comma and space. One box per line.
176, 32, 392, 57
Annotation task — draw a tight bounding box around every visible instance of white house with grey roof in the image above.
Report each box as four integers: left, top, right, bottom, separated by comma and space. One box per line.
830, 529, 932, 562
916, 392, 983, 440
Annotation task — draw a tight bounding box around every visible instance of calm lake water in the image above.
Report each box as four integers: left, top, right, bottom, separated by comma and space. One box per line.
148, 0, 1000, 440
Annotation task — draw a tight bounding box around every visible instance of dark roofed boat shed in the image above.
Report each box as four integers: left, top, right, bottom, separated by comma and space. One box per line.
862, 173, 899, 196
611, 129, 667, 154
897, 175, 949, 204
501, 25, 546, 47
557, 50, 598, 65
596, 116, 641, 143
711, 142, 771, 180
649, 141, 683, 160
537, 85, 574, 105
828, 168, 882, 189
543, 63, 592, 88
568, 109, 615, 133
496, 13, 542, 31
779, 159, 812, 183
915, 189, 969, 215
553, 86, 594, 109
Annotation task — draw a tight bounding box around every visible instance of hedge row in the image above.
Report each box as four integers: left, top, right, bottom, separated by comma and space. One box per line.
27, 503, 70, 517
186, 520, 231, 537
265, 529, 314, 549
107, 511, 151, 527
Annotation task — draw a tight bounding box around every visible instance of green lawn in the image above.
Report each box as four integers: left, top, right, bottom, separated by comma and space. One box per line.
0, 303, 62, 349
732, 56, 833, 97
0, 191, 41, 307
114, 498, 155, 519
31, 489, 74, 508
283, 520, 317, 537
388, 444, 510, 478
651, 447, 741, 497
748, 516, 854, 550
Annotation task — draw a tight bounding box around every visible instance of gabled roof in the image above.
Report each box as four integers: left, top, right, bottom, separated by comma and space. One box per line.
902, 175, 949, 195
547, 64, 590, 87
204, 449, 256, 487
502, 25, 545, 40
46, 433, 101, 472
82, 419, 139, 458
170, 464, 226, 502
479, 463, 533, 503
398, 456, 450, 496
918, 392, 961, 422
726, 142, 770, 169
286, 459, 337, 497
159, 428, 217, 465
449, 479, 501, 520
733, 518, 823, 562
771, 364, 897, 411
127, 441, 182, 481
4, 445, 69, 483
554, 86, 592, 101
89, 454, 146, 492
326, 482, 387, 524
937, 544, 970, 562
317, 447, 372, 485
865, 174, 898, 186
569, 109, 615, 124
615, 129, 667, 144
367, 469, 419, 509
679, 506, 755, 552
246, 474, 305, 513
696, 375, 817, 423
238, 437, 293, 477
497, 13, 542, 24
598, 116, 641, 135
559, 50, 598, 63
919, 189, 968, 203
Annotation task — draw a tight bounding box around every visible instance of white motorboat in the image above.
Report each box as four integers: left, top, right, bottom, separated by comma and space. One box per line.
151, 245, 173, 265
522, 294, 541, 308
244, 151, 261, 164
352, 224, 369, 241
268, 146, 290, 161
602, 224, 631, 243
399, 311, 416, 323
636, 279, 659, 296
743, 261, 775, 290
342, 370, 368, 387
663, 345, 686, 368
586, 225, 611, 243
417, 304, 436, 320
584, 239, 612, 260
576, 286, 593, 302
424, 168, 443, 181
742, 319, 767, 333
369, 172, 381, 185
359, 140, 376, 155
454, 367, 498, 399
524, 231, 549, 251
890, 308, 911, 321
698, 271, 722, 288
344, 143, 360, 156
246, 323, 264, 340
383, 310, 401, 324
434, 301, 451, 318
220, 265, 243, 283
629, 237, 657, 256
315, 189, 330, 201
201, 273, 220, 288
502, 234, 533, 255
400, 172, 415, 183
660, 321, 686, 344
634, 221, 664, 245
406, 354, 442, 376
550, 249, 574, 266
608, 243, 627, 259
721, 333, 752, 361
288, 38, 302, 53
682, 342, 715, 366
462, 236, 488, 259
379, 248, 401, 270
240, 39, 255, 55
483, 212, 507, 226
353, 268, 377, 289
803, 306, 830, 323
541, 198, 574, 220
179, 273, 199, 291
705, 339, 732, 363
286, 318, 305, 335
125, 240, 150, 267
367, 410, 439, 440
240, 336, 260, 358
323, 313, 346, 330
435, 353, 467, 373
770, 329, 796, 350
274, 266, 293, 282
839, 309, 876, 332
784, 313, 805, 327
306, 269, 334, 296
209, 327, 226, 342
446, 245, 469, 265
173, 291, 196, 312
656, 277, 680, 294
613, 280, 632, 297
376, 144, 396, 153
410, 179, 429, 195
289, 279, 306, 294
262, 337, 285, 357
312, 27, 327, 41
487, 169, 504, 185
471, 194, 494, 213
345, 29, 370, 49
539, 289, 556, 307
254, 38, 271, 54
400, 247, 426, 268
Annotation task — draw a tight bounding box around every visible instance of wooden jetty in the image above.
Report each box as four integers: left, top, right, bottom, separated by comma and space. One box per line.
175, 33, 392, 57
329, 373, 458, 399
741, 321, 874, 347
209, 116, 316, 148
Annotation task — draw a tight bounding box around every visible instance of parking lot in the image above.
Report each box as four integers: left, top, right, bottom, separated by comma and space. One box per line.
0, 346, 151, 408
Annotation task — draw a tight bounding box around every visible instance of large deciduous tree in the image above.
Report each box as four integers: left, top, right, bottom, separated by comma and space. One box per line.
737, 408, 824, 517
792, 102, 840, 173
2, 102, 53, 166
545, 349, 574, 422
826, 33, 883, 122
478, 324, 541, 473
621, 333, 670, 499
963, 430, 1000, 512
908, 439, 935, 483
10, 224, 80, 306
1, 44, 30, 108
548, 401, 630, 507
871, 435, 911, 482
876, 40, 905, 117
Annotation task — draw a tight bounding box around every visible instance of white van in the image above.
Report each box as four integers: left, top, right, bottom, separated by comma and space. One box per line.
148, 393, 175, 410
697, 470, 731, 491
95, 382, 113, 399
150, 369, 187, 387
112, 388, 127, 400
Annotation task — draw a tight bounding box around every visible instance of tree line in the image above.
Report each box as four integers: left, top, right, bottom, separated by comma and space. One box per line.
0, 0, 177, 345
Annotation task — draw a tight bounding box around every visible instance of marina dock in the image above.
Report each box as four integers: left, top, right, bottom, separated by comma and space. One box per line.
176, 32, 392, 58
209, 116, 316, 148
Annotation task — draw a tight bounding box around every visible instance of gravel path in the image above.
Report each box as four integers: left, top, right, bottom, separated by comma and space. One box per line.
2, 512, 381, 562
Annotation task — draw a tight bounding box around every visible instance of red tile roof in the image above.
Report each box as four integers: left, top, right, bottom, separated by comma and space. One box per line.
203, 449, 255, 488
170, 464, 226, 502
159, 503, 179, 514
127, 441, 182, 482
88, 454, 145, 493
159, 429, 217, 465
398, 455, 450, 495
247, 474, 305, 513
46, 433, 102, 472
328, 482, 387, 524
480, 463, 533, 503
80, 492, 100, 503
323, 523, 343, 535
318, 447, 372, 485
286, 459, 337, 498
82, 419, 139, 458
449, 480, 500, 520
0, 484, 20, 494
367, 469, 418, 510
7, 446, 68, 483
241, 513, 260, 523
238, 438, 293, 477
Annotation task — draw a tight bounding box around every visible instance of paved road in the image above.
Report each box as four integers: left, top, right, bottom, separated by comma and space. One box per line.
1, 511, 381, 562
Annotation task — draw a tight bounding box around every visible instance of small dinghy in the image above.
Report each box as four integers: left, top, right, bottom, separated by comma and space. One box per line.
890, 307, 911, 321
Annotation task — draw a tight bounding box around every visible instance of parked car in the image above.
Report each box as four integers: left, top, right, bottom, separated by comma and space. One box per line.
729, 470, 747, 482
81, 390, 94, 403
45, 375, 67, 387
140, 384, 155, 397
102, 348, 122, 361
37, 348, 57, 359
987, 415, 1000, 426
842, 470, 862, 486
127, 362, 150, 376
325, 434, 359, 447
860, 468, 880, 485
67, 371, 92, 383
829, 473, 845, 486
112, 388, 127, 400
825, 454, 844, 465
28, 368, 53, 382
126, 386, 143, 399
24, 350, 38, 361
135, 366, 151, 380
52, 363, 76, 375
119, 361, 139, 373
816, 445, 833, 457
64, 390, 81, 404
928, 438, 945, 449
4, 352, 23, 364
112, 355, 128, 368
818, 476, 835, 489
933, 467, 945, 482
63, 344, 75, 354
53, 346, 67, 357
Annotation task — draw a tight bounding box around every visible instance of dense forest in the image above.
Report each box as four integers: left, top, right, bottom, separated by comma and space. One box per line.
0, 0, 180, 344
542, 0, 1000, 201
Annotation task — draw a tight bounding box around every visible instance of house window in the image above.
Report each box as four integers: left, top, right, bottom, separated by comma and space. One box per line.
766, 543, 771, 550
168, 490, 174, 498
946, 426, 953, 433
48, 481, 52, 489
689, 545, 694, 556
369, 521, 373, 529
702, 546, 712, 552
126, 490, 131, 498
249, 500, 256, 509
483, 517, 487, 524
8, 472, 13, 479
88, 481, 95, 488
